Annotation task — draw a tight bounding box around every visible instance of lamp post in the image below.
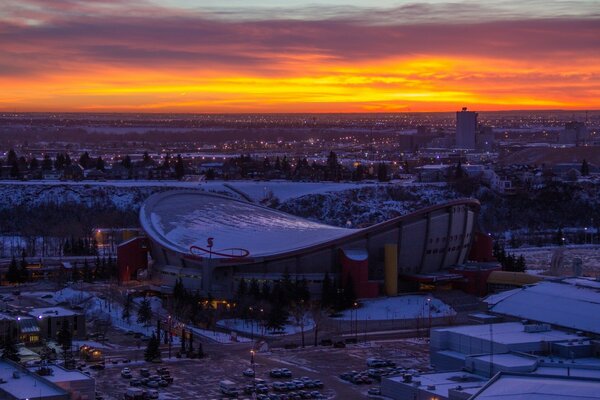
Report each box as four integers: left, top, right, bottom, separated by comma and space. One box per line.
250, 349, 256, 398
426, 297, 432, 335
353, 302, 358, 341
168, 315, 172, 359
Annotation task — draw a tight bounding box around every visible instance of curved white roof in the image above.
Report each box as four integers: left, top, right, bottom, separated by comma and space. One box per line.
141, 190, 356, 258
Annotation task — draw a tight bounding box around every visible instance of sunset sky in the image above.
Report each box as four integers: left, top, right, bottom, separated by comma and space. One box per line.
1, 0, 599, 113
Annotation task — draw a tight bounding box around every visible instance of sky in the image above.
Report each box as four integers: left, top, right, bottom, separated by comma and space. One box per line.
1, 0, 599, 113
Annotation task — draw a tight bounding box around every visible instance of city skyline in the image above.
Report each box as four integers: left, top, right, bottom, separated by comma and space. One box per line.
1, 0, 599, 113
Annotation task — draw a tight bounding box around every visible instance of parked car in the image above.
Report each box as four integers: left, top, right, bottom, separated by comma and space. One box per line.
243, 368, 255, 377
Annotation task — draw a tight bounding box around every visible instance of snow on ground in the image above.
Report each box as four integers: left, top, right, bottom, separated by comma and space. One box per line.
217, 315, 315, 337
187, 326, 252, 344
333, 295, 456, 321
510, 245, 600, 277
219, 181, 378, 202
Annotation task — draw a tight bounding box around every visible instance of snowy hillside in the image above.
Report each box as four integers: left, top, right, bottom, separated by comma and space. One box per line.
277, 184, 460, 227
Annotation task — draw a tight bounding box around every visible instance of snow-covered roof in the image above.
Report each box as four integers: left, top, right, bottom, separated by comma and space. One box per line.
31, 365, 92, 383
29, 307, 81, 318
470, 373, 600, 400
140, 190, 356, 258
0, 360, 68, 399
488, 281, 600, 334
386, 371, 486, 398
434, 322, 580, 345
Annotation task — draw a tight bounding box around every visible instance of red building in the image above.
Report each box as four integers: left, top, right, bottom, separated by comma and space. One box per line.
340, 249, 379, 298
117, 237, 149, 282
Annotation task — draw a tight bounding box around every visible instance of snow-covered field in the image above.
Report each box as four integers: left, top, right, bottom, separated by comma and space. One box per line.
217, 315, 315, 337
333, 295, 456, 321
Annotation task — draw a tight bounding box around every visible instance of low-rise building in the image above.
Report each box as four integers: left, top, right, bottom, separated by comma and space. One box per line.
29, 307, 86, 340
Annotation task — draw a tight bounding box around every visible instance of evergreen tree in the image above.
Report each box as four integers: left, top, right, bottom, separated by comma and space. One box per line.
79, 152, 91, 169
137, 297, 152, 326
82, 259, 93, 283
10, 161, 19, 178
266, 302, 288, 332
321, 272, 332, 309
175, 154, 185, 179
121, 155, 132, 169
29, 157, 39, 171
237, 278, 247, 299
19, 251, 28, 283
6, 256, 19, 284
249, 278, 261, 299
122, 294, 132, 323
515, 255, 526, 273
1, 334, 20, 362
42, 154, 53, 170
142, 151, 152, 165
377, 163, 389, 182
581, 159, 590, 176
454, 160, 464, 180
6, 149, 17, 165
173, 278, 185, 302
95, 156, 105, 171
144, 333, 161, 362
181, 329, 186, 353
56, 321, 73, 364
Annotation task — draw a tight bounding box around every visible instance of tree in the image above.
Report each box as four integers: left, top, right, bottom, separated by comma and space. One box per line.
6, 149, 17, 165
1, 334, 19, 362
266, 301, 288, 332
19, 252, 28, 283
454, 160, 464, 180
137, 297, 152, 326
377, 163, 389, 182
321, 272, 333, 309
6, 256, 19, 284
515, 255, 526, 273
142, 151, 153, 166
56, 321, 73, 364
10, 160, 19, 178
144, 333, 161, 362
79, 152, 91, 169
29, 157, 39, 171
175, 154, 185, 179
121, 155, 132, 169
122, 294, 132, 323
581, 159, 590, 176
95, 156, 105, 171
42, 154, 53, 170
82, 259, 93, 283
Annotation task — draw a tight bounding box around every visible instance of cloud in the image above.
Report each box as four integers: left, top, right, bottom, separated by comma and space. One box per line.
0, 0, 598, 111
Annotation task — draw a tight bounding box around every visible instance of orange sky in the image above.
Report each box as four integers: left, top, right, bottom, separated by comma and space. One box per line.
1, 1, 599, 112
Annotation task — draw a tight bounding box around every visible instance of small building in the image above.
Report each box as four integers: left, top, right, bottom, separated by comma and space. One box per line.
381, 370, 487, 400
29, 307, 86, 340
0, 359, 69, 400
17, 316, 42, 344
32, 364, 96, 400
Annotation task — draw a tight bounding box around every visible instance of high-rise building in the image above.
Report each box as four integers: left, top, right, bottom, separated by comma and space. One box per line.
559, 121, 588, 145
456, 107, 477, 149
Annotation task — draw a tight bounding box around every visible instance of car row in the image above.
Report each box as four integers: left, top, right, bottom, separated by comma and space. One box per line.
269, 368, 292, 378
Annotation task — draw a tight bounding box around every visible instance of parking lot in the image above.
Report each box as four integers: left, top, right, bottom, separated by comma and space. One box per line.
88, 330, 430, 399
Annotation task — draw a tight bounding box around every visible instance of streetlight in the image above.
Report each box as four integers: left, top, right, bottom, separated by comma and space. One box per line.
353, 302, 359, 341
250, 349, 256, 398
167, 315, 172, 359
426, 297, 432, 334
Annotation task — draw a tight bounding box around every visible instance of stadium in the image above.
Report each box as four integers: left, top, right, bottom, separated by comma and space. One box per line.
133, 190, 486, 299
